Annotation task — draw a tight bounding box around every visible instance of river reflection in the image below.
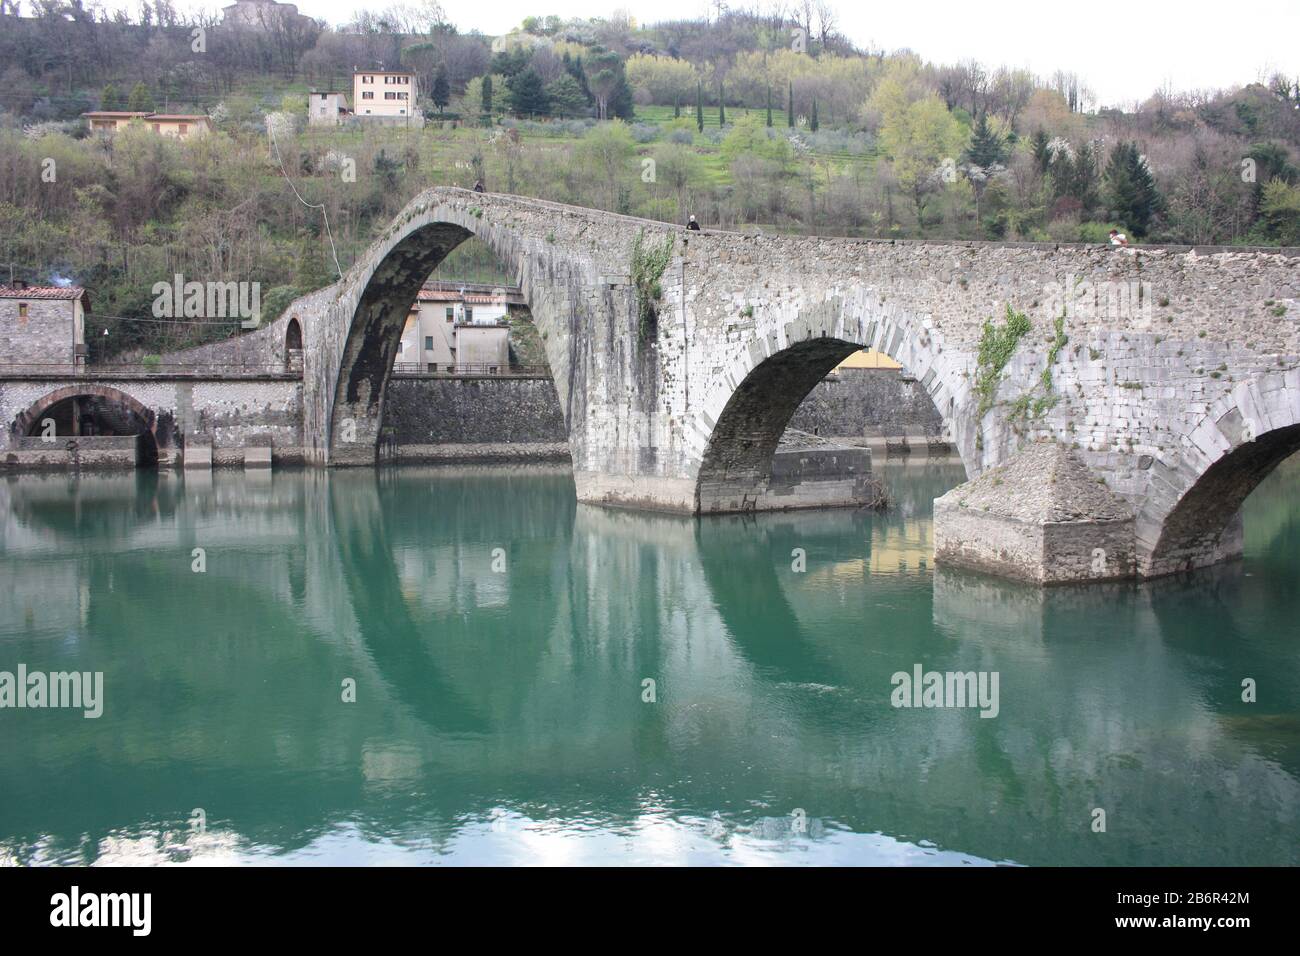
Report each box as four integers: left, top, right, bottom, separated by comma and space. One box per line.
0, 460, 1297, 866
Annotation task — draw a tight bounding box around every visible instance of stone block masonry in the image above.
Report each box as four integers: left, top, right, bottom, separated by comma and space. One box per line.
787, 367, 945, 439
933, 442, 1136, 584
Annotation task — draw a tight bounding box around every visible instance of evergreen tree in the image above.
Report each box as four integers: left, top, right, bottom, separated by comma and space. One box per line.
101, 83, 122, 111
766, 85, 773, 127
481, 74, 493, 120
431, 64, 450, 115
126, 82, 154, 113
1030, 129, 1051, 175
545, 74, 586, 118
674, 95, 680, 119
1071, 141, 1101, 217
787, 81, 794, 128
696, 81, 704, 133
1106, 141, 1164, 237
718, 83, 725, 127
506, 68, 549, 117
810, 97, 818, 132
964, 113, 1005, 168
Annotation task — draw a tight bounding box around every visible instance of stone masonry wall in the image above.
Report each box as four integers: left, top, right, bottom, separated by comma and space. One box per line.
787, 367, 946, 437
0, 298, 79, 370
384, 376, 567, 444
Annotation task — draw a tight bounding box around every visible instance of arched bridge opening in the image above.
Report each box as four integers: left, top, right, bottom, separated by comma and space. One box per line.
1146, 424, 1300, 577
329, 224, 569, 467
694, 337, 963, 514
12, 385, 160, 469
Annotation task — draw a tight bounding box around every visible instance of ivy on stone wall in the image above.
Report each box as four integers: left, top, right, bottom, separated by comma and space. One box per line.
974, 305, 1031, 420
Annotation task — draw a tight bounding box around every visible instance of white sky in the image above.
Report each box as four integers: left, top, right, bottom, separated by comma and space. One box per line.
77, 1, 1300, 107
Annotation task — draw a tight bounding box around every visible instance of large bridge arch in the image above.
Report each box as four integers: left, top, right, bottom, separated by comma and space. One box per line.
1139, 373, 1300, 577
319, 193, 614, 467
691, 292, 973, 512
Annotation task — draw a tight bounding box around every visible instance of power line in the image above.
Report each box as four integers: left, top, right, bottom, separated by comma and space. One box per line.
269, 121, 343, 280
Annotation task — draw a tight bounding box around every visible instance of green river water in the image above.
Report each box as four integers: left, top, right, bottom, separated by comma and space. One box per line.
1, 461, 1297, 865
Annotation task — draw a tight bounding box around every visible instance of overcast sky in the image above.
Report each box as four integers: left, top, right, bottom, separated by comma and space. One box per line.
92, 0, 1300, 107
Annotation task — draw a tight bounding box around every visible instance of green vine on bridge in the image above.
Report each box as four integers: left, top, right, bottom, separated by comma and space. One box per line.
974, 304, 1032, 420
631, 230, 675, 342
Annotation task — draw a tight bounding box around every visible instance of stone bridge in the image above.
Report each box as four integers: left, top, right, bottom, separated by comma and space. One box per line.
6, 186, 1300, 582
290, 187, 1299, 580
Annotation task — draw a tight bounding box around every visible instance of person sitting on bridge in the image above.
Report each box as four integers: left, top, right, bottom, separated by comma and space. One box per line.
686, 214, 701, 231
473, 179, 485, 193
1109, 228, 1129, 247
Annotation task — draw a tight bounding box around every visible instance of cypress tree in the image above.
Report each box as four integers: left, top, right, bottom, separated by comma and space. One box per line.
810, 97, 818, 132
432, 65, 450, 116
766, 85, 772, 127
787, 81, 794, 128
718, 83, 726, 127
481, 74, 493, 120
696, 81, 704, 133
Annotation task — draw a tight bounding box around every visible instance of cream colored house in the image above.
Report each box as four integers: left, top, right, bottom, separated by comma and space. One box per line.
82, 112, 212, 139
308, 90, 350, 125
396, 285, 515, 372
353, 70, 422, 125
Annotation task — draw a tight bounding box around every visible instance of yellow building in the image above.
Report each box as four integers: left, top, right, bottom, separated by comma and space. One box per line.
82, 112, 212, 139
835, 348, 901, 370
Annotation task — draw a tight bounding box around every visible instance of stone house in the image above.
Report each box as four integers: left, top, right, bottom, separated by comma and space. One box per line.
0, 283, 90, 372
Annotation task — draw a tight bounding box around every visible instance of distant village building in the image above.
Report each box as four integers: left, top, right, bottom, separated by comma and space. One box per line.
353, 70, 423, 126
396, 283, 520, 372
308, 90, 350, 125
220, 0, 312, 31
0, 282, 89, 372
82, 112, 212, 139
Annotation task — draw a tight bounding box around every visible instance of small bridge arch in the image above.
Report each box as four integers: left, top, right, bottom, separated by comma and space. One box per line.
1140, 373, 1300, 576
691, 292, 972, 512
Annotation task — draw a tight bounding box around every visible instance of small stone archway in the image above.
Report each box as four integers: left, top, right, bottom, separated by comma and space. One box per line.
11, 384, 161, 467
284, 317, 303, 372
12, 384, 157, 440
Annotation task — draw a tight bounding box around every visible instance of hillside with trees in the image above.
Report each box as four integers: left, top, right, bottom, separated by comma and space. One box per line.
1, 2, 1298, 354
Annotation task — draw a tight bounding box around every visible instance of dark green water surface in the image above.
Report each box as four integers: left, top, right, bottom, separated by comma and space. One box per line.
1, 460, 1297, 865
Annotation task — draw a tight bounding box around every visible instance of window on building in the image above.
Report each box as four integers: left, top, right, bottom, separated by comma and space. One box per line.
465, 307, 474, 322
18, 303, 28, 319
178, 123, 188, 135
445, 308, 454, 322
424, 336, 433, 351
362, 91, 374, 100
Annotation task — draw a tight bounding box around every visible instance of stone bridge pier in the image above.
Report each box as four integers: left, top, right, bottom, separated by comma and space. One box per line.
286, 187, 1299, 583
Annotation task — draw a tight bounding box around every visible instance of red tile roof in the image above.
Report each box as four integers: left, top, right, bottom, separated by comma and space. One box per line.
0, 285, 87, 301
